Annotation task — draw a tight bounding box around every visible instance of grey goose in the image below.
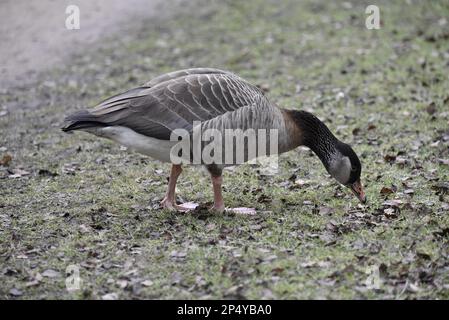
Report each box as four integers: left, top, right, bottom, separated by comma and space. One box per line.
62, 68, 366, 213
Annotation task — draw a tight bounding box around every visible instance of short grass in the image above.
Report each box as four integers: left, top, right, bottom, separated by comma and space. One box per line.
1, 0, 448, 299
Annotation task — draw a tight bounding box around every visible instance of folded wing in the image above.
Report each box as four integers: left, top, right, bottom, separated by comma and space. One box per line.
63, 68, 270, 140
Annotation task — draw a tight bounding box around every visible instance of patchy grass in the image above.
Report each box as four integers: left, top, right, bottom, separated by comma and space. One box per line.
1, 0, 449, 299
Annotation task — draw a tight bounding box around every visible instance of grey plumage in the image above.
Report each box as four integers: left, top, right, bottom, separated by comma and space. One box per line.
63, 68, 290, 152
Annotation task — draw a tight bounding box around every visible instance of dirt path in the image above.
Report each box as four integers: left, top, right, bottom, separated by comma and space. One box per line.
0, 0, 164, 88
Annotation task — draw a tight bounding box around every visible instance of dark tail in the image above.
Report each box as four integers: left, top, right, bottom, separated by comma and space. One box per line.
61, 110, 106, 132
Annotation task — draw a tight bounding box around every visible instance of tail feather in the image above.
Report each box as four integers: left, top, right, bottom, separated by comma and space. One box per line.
61, 110, 106, 132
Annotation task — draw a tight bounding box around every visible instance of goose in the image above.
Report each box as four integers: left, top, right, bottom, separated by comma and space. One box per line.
62, 68, 366, 213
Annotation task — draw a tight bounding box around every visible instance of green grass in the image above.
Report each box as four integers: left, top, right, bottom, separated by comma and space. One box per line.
1, 0, 449, 299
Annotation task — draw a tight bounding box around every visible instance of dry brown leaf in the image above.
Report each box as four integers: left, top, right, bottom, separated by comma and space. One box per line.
380, 187, 394, 195
0, 154, 12, 166
426, 102, 437, 115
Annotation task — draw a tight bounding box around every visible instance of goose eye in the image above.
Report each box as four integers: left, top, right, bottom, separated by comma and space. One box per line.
351, 166, 357, 172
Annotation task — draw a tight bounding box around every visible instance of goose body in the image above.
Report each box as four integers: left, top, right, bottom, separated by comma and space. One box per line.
65, 68, 292, 163
63, 68, 366, 212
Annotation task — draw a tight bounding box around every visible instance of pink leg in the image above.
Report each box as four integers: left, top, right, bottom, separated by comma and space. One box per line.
160, 165, 197, 212
160, 164, 182, 210
210, 174, 256, 215
210, 175, 225, 212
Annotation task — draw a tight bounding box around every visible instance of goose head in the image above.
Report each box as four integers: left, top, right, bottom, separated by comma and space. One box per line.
286, 109, 366, 204
327, 141, 366, 204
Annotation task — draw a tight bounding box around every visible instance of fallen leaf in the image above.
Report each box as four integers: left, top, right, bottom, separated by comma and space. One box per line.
0, 154, 12, 166
384, 154, 396, 163
79, 224, 91, 234
383, 208, 396, 217
42, 269, 61, 278
263, 255, 278, 262
9, 288, 22, 296
116, 280, 128, 289
294, 179, 311, 186
416, 250, 432, 260
141, 280, 153, 287
408, 283, 420, 293
382, 199, 403, 207
257, 193, 272, 203
380, 186, 395, 195
396, 156, 408, 165
170, 250, 187, 259
25, 280, 40, 287
271, 267, 284, 274
195, 276, 207, 287
430, 141, 440, 148
431, 183, 449, 195
318, 206, 335, 215
8, 168, 30, 178
62, 163, 80, 175
300, 261, 317, 268
224, 285, 244, 297
171, 272, 183, 284
102, 293, 119, 300
250, 224, 263, 231
262, 288, 275, 299
426, 102, 437, 115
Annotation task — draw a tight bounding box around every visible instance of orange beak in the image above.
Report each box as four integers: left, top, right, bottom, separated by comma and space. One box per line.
349, 179, 366, 204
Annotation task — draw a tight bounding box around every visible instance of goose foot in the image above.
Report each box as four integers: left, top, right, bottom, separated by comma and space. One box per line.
209, 204, 225, 213
160, 197, 176, 210
208, 173, 256, 215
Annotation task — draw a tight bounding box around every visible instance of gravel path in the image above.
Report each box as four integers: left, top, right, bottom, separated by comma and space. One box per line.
0, 0, 163, 88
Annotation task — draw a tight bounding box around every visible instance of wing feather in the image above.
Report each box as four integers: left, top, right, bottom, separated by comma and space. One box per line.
77, 68, 270, 140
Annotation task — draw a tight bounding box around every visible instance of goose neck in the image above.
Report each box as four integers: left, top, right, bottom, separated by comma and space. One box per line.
285, 109, 340, 169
